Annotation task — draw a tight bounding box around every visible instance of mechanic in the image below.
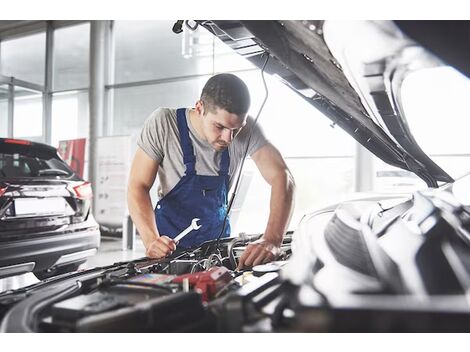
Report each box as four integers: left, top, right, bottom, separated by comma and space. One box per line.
127, 73, 295, 269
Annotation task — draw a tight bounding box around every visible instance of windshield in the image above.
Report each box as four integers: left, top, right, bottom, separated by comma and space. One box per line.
401, 65, 470, 181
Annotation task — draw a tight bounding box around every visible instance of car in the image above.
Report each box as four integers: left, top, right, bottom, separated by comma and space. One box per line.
0, 138, 100, 280
0, 20, 469, 332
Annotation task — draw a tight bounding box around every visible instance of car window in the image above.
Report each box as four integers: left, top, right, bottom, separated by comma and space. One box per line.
0, 151, 73, 178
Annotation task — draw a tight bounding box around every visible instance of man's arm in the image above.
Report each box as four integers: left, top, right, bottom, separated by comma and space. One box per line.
237, 143, 295, 269
127, 147, 176, 258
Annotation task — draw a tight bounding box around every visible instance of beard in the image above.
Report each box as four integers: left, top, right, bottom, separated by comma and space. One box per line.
212, 140, 228, 151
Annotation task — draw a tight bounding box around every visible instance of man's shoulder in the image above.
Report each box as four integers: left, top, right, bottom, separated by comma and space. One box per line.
148, 107, 177, 121
144, 107, 178, 129
231, 114, 268, 156
236, 115, 262, 141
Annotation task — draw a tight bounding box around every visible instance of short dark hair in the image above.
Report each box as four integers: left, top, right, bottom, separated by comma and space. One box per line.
200, 73, 250, 117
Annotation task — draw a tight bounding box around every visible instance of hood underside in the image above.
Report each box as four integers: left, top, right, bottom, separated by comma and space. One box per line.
197, 20, 470, 187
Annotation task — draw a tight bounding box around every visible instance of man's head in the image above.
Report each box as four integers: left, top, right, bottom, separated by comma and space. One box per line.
195, 73, 251, 151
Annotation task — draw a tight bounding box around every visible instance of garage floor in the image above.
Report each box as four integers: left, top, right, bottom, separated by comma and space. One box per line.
81, 235, 147, 269
0, 235, 147, 292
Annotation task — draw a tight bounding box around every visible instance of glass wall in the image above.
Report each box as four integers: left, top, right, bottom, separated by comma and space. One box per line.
0, 23, 91, 145
231, 157, 354, 235
235, 72, 355, 157
0, 21, 358, 232
402, 66, 470, 157
373, 159, 426, 193
13, 87, 42, 141
110, 21, 356, 232
53, 23, 90, 91
401, 66, 470, 179
51, 91, 89, 147
0, 85, 9, 137
374, 65, 470, 193
111, 77, 207, 136
185, 25, 254, 73
0, 32, 46, 86
113, 21, 252, 84
229, 73, 355, 234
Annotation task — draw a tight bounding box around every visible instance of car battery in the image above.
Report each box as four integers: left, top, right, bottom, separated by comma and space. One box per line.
50, 290, 147, 326
172, 266, 233, 302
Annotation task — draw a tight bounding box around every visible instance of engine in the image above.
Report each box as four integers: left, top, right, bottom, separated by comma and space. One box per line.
0, 233, 292, 332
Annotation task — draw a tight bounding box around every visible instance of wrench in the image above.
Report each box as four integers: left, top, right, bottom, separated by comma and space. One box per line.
174, 218, 202, 242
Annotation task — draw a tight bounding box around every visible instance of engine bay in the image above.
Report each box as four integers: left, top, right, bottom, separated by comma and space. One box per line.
1, 175, 470, 332
0, 233, 293, 332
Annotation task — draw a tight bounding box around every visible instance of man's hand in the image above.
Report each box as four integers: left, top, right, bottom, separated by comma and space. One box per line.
145, 236, 177, 259
236, 238, 281, 270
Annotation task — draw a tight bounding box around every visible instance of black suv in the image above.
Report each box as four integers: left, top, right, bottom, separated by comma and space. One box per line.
0, 138, 100, 279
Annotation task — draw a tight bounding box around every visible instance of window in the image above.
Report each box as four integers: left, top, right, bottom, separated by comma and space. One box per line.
237, 72, 355, 157
13, 87, 42, 141
114, 21, 250, 84
185, 26, 254, 73
109, 22, 356, 233
0, 85, 9, 137
373, 65, 470, 192
51, 91, 89, 147
401, 66, 470, 180
231, 157, 354, 234
230, 73, 355, 234
0, 147, 73, 179
373, 159, 426, 193
53, 23, 90, 91
0, 32, 46, 85
110, 76, 207, 136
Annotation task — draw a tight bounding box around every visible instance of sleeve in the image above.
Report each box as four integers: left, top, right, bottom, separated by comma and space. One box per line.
244, 115, 269, 157
137, 108, 166, 163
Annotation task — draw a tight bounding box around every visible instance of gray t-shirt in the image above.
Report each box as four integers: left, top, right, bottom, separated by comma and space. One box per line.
137, 107, 268, 199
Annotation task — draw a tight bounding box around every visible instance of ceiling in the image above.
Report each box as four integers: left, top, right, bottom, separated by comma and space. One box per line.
0, 21, 46, 39
0, 21, 86, 40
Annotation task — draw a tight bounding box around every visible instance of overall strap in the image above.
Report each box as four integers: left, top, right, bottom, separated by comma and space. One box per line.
176, 108, 196, 175
219, 148, 230, 176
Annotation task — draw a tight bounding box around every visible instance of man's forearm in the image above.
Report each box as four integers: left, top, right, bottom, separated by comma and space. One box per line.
127, 186, 160, 248
263, 169, 295, 246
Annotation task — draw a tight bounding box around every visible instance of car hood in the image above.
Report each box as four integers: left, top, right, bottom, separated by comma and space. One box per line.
197, 20, 470, 187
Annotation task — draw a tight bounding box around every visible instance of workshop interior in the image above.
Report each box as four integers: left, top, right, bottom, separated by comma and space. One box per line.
0, 19, 470, 333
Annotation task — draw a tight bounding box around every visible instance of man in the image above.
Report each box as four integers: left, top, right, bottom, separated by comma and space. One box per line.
128, 73, 295, 269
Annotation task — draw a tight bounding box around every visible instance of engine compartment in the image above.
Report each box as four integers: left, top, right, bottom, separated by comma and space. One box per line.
1, 175, 470, 332
0, 233, 292, 332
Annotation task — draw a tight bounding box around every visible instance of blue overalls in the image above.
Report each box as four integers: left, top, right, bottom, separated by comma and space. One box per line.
154, 108, 231, 248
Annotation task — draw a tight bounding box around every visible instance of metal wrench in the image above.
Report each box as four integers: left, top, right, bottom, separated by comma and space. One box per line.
174, 218, 202, 242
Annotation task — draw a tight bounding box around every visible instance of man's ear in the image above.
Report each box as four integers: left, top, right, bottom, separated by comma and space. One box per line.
195, 100, 204, 116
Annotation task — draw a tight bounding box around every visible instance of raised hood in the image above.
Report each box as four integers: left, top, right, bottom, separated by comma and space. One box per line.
197, 20, 470, 188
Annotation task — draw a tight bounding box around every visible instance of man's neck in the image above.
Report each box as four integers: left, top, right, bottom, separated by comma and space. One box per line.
188, 108, 207, 141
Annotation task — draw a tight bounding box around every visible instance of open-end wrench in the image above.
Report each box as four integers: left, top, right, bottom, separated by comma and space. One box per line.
174, 218, 202, 243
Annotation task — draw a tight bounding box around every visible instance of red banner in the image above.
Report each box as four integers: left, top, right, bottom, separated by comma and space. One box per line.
58, 138, 86, 178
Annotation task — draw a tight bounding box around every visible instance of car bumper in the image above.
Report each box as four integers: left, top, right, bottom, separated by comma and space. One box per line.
0, 221, 100, 278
